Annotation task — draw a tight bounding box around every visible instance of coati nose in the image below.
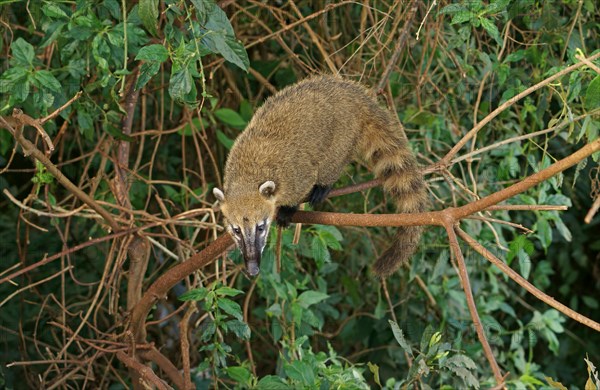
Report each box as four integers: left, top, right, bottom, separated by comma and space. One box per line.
246, 261, 260, 276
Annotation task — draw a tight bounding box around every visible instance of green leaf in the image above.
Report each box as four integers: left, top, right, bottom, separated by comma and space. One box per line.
203, 33, 249, 71
256, 375, 288, 389
239, 99, 254, 121
214, 108, 247, 128
136, 44, 169, 62
204, 2, 235, 36
139, 0, 159, 36
480, 17, 502, 45
179, 287, 209, 301
135, 62, 160, 90
215, 286, 244, 297
216, 130, 234, 149
217, 297, 243, 320
451, 11, 475, 25
297, 290, 328, 308
284, 361, 315, 385
291, 302, 303, 324
0, 67, 28, 89
585, 75, 600, 110
169, 68, 193, 102
518, 249, 531, 280
224, 319, 251, 339
389, 320, 413, 357
11, 38, 35, 66
582, 296, 599, 309
311, 236, 330, 269
536, 217, 552, 250
367, 362, 381, 386
32, 70, 61, 92
42, 2, 69, 19
226, 366, 251, 384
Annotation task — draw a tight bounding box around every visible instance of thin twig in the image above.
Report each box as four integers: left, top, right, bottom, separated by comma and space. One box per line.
456, 226, 600, 332
445, 224, 504, 385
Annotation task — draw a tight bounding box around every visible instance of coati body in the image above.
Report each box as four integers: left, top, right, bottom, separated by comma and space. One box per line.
213, 75, 427, 276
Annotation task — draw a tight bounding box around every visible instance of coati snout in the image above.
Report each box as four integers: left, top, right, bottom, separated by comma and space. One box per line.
213, 181, 277, 276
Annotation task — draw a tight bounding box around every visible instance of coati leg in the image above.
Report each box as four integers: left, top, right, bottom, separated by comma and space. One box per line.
307, 184, 331, 206
276, 205, 298, 227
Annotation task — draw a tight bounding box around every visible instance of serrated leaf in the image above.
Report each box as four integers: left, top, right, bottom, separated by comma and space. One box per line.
169, 68, 193, 101
214, 108, 247, 128
203, 33, 249, 71
451, 366, 480, 389
0, 67, 28, 90
217, 297, 243, 320
139, 0, 159, 36
444, 354, 477, 370
438, 4, 467, 15
297, 290, 328, 308
11, 38, 35, 66
256, 375, 288, 389
135, 61, 160, 90
480, 17, 502, 45
179, 287, 209, 301
136, 44, 169, 62
284, 361, 315, 385
215, 286, 244, 297
586, 75, 600, 110
42, 3, 69, 19
226, 366, 251, 384
32, 70, 61, 92
389, 320, 413, 357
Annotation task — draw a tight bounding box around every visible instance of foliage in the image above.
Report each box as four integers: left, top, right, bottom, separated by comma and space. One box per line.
0, 0, 599, 389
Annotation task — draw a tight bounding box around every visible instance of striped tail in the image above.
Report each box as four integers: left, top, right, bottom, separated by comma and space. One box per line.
359, 113, 427, 277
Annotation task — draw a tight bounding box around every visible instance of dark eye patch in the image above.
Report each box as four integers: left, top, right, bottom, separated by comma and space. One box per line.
232, 226, 241, 235
256, 220, 267, 233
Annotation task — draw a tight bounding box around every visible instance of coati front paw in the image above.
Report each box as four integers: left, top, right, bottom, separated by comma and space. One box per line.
307, 184, 331, 206
276, 205, 298, 227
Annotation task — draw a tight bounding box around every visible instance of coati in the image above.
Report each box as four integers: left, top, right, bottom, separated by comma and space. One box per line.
213, 75, 427, 277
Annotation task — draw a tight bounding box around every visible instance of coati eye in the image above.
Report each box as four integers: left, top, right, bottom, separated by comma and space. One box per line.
232, 227, 241, 235
256, 223, 265, 232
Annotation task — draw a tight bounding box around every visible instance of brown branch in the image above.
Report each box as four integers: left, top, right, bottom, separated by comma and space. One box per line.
129, 234, 233, 344
41, 91, 82, 124
0, 114, 120, 232
584, 194, 600, 224
116, 351, 172, 390
292, 138, 600, 227
139, 347, 187, 390
445, 223, 504, 385
456, 226, 600, 332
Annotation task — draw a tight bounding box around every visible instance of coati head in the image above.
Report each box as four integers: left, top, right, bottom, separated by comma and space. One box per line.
213, 180, 277, 276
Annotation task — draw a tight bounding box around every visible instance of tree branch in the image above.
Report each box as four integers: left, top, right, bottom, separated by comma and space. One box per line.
456, 226, 600, 332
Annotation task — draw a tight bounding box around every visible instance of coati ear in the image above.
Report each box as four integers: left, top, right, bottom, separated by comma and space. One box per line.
259, 180, 276, 199
213, 187, 225, 202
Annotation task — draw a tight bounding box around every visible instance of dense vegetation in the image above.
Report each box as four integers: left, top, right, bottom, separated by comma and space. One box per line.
1, 0, 599, 388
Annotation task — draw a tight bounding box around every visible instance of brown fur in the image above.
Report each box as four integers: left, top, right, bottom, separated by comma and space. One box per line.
215, 75, 428, 277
